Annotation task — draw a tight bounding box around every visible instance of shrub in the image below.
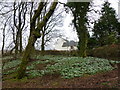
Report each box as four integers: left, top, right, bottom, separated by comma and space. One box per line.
89, 44, 120, 58
35, 50, 78, 56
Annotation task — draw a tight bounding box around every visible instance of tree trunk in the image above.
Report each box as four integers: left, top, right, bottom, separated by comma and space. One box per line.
15, 31, 19, 56
41, 35, 45, 55
79, 27, 88, 57
17, 1, 58, 79
69, 2, 89, 58
16, 2, 45, 79
17, 34, 37, 79
2, 38, 5, 56
2, 25, 5, 56
18, 8, 22, 54
72, 9, 88, 57
20, 29, 22, 53
41, 35, 45, 51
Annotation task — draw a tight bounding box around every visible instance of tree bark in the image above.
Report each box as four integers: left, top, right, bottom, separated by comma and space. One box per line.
2, 23, 6, 56
41, 35, 45, 51
71, 3, 89, 57
13, 2, 27, 55
20, 29, 22, 53
15, 31, 19, 56
14, 2, 19, 56
17, 34, 37, 79
17, 1, 58, 79
79, 26, 88, 57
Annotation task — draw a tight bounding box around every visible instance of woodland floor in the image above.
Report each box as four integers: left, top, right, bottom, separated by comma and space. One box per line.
2, 56, 120, 89
2, 69, 119, 89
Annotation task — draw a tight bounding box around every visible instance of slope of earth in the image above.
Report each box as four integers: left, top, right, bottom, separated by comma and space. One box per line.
2, 55, 120, 88
2, 69, 119, 88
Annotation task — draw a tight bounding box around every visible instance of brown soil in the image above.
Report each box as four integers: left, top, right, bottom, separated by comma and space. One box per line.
35, 63, 47, 70
2, 69, 119, 88
35, 60, 56, 70
2, 56, 120, 89
2, 57, 15, 63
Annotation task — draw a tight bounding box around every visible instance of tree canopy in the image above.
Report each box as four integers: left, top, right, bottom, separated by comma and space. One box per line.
93, 1, 120, 46
67, 2, 90, 57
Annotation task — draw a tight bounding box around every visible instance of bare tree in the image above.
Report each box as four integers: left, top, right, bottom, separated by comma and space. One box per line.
17, 1, 58, 79
13, 2, 27, 55
0, 2, 14, 55
36, 3, 63, 51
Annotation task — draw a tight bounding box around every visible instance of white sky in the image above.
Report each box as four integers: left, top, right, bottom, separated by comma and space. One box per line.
61, 0, 119, 42
0, 0, 119, 50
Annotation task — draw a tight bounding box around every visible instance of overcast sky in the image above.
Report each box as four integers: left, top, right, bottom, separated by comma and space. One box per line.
0, 0, 119, 50
61, 0, 119, 42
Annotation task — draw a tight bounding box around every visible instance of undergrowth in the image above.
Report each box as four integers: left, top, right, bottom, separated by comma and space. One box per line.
3, 55, 120, 79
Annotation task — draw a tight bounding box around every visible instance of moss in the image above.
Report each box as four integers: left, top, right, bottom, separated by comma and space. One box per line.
79, 27, 88, 57
33, 30, 41, 38
101, 82, 110, 86
3, 73, 17, 81
8, 76, 28, 83
52, 82, 59, 86
71, 4, 89, 58
16, 2, 58, 79
19, 77, 28, 82
17, 35, 37, 79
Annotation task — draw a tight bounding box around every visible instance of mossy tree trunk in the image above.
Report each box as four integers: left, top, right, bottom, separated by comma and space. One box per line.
72, 13, 88, 57
15, 32, 19, 56
78, 15, 88, 57
41, 34, 45, 55
77, 27, 88, 57
78, 26, 88, 57
68, 2, 90, 57
17, 34, 37, 79
17, 1, 58, 79
41, 34, 45, 51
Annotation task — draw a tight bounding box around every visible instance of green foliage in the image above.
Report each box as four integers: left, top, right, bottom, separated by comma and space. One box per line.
90, 44, 120, 58
3, 68, 18, 75
27, 55, 120, 79
67, 2, 90, 57
101, 82, 109, 86
26, 70, 44, 78
3, 60, 21, 70
105, 32, 118, 44
3, 57, 50, 75
88, 37, 99, 49
35, 55, 65, 62
3, 55, 120, 79
93, 1, 119, 46
2, 56, 14, 60
45, 57, 116, 79
26, 60, 49, 70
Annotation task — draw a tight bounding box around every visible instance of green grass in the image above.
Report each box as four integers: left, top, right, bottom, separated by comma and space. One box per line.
3, 55, 120, 79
